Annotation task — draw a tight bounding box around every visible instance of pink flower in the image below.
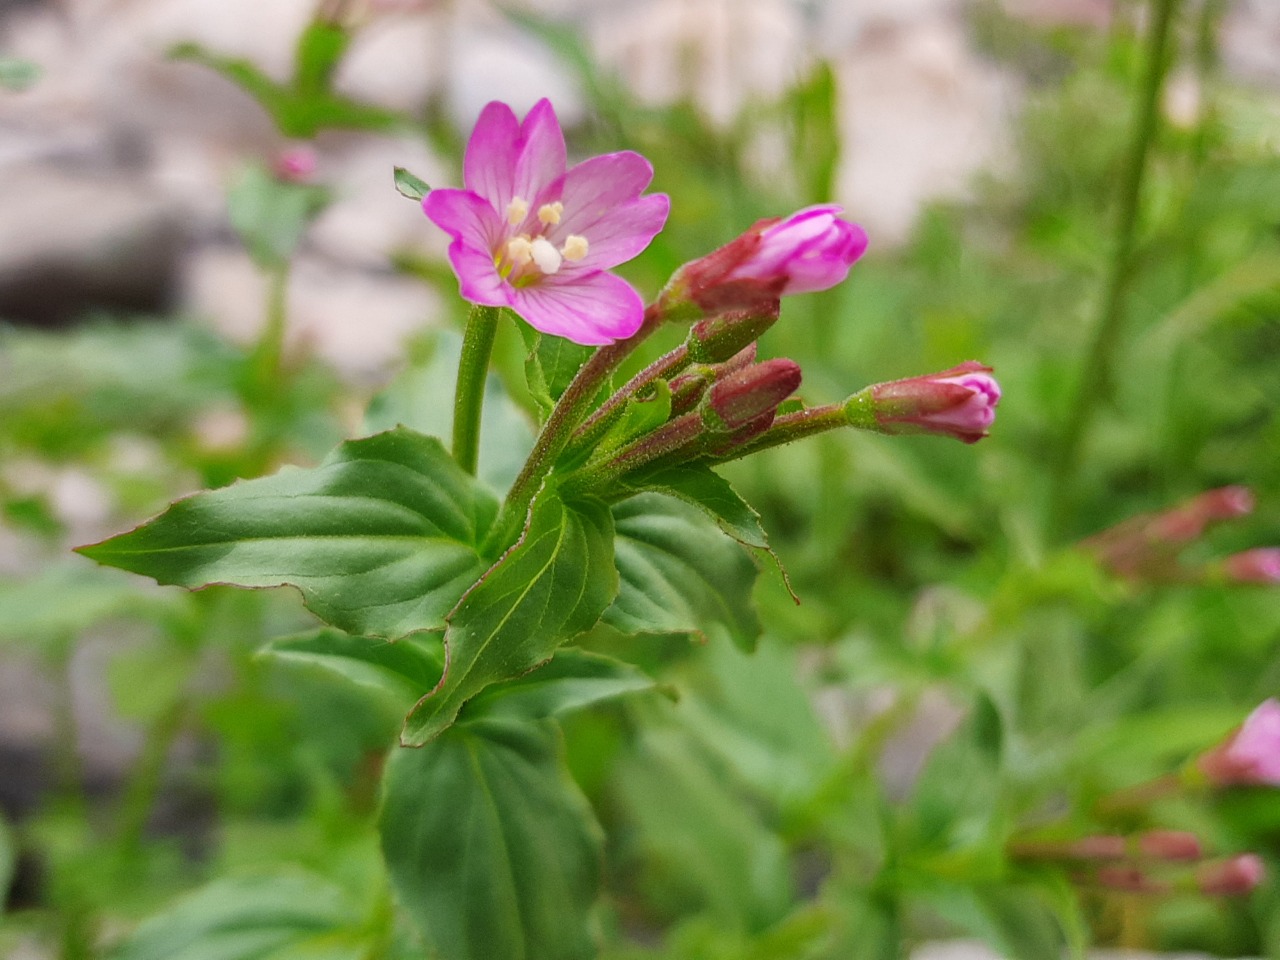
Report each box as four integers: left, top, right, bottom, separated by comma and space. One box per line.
423, 99, 669, 346
850, 361, 1000, 444
666, 205, 868, 313
1198, 699, 1280, 787
1222, 548, 1280, 584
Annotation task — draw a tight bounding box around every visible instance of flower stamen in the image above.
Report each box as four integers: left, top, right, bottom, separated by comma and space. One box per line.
561, 234, 589, 261
506, 236, 534, 267
507, 197, 530, 226
537, 201, 564, 226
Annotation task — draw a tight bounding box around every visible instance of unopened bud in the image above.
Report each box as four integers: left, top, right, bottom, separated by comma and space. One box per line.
845, 361, 1000, 444
662, 205, 868, 315
1196, 699, 1280, 787
669, 345, 758, 415
687, 304, 779, 364
1196, 854, 1265, 896
274, 145, 319, 182
1221, 548, 1280, 584
1148, 486, 1255, 542
1138, 830, 1203, 862
700, 359, 802, 434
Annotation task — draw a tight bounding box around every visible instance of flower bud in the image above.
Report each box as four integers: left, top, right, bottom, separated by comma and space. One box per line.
1092, 865, 1167, 894
1137, 830, 1202, 862
700, 359, 802, 435
845, 361, 1000, 444
686, 304, 779, 364
274, 145, 319, 182
1221, 548, 1280, 584
1196, 699, 1280, 787
1148, 486, 1254, 542
1196, 854, 1265, 896
664, 205, 868, 314
668, 345, 757, 416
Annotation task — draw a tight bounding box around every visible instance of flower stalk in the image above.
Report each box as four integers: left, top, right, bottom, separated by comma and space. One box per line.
451, 304, 501, 475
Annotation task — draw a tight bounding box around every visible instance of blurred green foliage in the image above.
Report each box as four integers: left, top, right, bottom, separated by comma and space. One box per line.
2, 2, 1279, 959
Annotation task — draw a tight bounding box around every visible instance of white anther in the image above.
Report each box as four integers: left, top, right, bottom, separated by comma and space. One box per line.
537, 201, 564, 226
529, 237, 562, 274
506, 197, 530, 226
561, 234, 589, 262
506, 236, 533, 266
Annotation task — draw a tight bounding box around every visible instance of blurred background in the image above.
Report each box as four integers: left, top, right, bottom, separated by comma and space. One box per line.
2, 0, 1280, 957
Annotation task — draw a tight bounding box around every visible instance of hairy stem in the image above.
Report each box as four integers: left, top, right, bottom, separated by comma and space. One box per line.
452, 305, 501, 475
491, 305, 664, 550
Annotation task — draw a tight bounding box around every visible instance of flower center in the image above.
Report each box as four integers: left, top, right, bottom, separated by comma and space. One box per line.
496, 195, 589, 284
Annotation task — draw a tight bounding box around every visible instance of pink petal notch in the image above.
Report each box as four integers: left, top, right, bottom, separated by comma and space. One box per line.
423, 98, 669, 346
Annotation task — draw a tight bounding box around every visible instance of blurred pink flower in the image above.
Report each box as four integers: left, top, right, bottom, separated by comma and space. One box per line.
856, 361, 1000, 444
1198, 699, 1280, 787
1196, 854, 1265, 896
668, 205, 868, 312
423, 99, 669, 345
274, 145, 319, 182
1222, 548, 1280, 584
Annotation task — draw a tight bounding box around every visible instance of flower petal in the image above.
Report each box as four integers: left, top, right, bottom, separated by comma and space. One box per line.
511, 99, 566, 210
561, 193, 670, 273
553, 151, 657, 232
445, 239, 511, 307
510, 271, 644, 346
423, 188, 504, 252
463, 101, 520, 211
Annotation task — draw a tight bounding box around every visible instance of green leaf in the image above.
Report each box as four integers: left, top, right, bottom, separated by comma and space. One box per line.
392, 166, 430, 202
0, 58, 40, 91
380, 718, 603, 960
463, 648, 656, 722
401, 493, 617, 744
518, 322, 594, 419
78, 428, 498, 639
227, 164, 330, 268
605, 493, 761, 652
258, 628, 444, 708
623, 464, 796, 601
598, 381, 672, 452
293, 21, 349, 96
109, 871, 364, 960
624, 464, 769, 549
170, 41, 399, 138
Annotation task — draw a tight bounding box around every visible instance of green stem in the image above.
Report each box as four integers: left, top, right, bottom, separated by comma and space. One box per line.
489, 304, 664, 551
1054, 0, 1180, 496
571, 343, 691, 447
713, 403, 848, 462
114, 699, 188, 856
452, 305, 501, 475
249, 263, 291, 392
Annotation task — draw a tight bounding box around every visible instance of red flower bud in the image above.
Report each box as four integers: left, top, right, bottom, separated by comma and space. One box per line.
1222, 548, 1280, 584
1196, 854, 1265, 896
1137, 830, 1203, 862
687, 305, 779, 364
701, 359, 802, 434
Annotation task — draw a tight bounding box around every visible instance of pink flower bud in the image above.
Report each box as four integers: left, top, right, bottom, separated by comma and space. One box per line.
1148, 486, 1255, 542
1196, 854, 1265, 896
701, 359, 802, 434
1197, 699, 1280, 787
847, 361, 1000, 444
667, 205, 868, 313
1222, 548, 1280, 584
1137, 830, 1202, 861
274, 145, 319, 182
